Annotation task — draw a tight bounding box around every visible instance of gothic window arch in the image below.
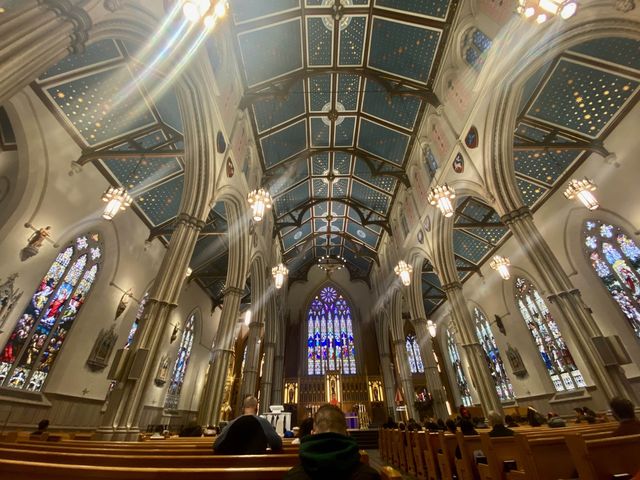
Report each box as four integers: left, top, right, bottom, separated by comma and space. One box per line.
473, 307, 514, 401
514, 277, 586, 392
462, 27, 492, 69
446, 327, 473, 406
0, 233, 102, 391
307, 285, 356, 375
406, 334, 424, 374
583, 220, 640, 338
164, 313, 195, 410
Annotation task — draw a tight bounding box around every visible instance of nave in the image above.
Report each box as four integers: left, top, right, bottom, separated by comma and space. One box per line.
0, 0, 640, 478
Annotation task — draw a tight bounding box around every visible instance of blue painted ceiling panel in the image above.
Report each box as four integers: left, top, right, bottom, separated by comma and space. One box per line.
310, 117, 331, 147
517, 178, 548, 208
308, 75, 332, 111
252, 80, 306, 132
307, 17, 333, 66
339, 16, 367, 66
357, 118, 409, 164
260, 119, 308, 168
514, 149, 581, 186
274, 181, 310, 216
337, 74, 361, 110
334, 116, 356, 147
375, 0, 450, 19
232, 0, 300, 23
136, 174, 184, 226
362, 79, 422, 129
569, 37, 640, 72
453, 229, 492, 264
40, 39, 123, 80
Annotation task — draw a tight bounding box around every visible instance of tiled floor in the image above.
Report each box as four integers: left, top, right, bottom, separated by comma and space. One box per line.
367, 449, 416, 480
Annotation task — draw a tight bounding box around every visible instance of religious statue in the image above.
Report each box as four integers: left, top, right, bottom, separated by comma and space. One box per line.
86, 324, 118, 371
170, 323, 179, 343
20, 226, 52, 261
0, 273, 23, 331
506, 344, 528, 378
114, 289, 132, 320
154, 353, 170, 386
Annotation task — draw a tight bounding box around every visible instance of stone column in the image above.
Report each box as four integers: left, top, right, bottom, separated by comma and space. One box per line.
392, 338, 418, 421
379, 352, 397, 420
502, 207, 637, 402
414, 318, 448, 419
97, 213, 205, 440
0, 0, 94, 105
271, 352, 284, 406
259, 340, 275, 413
240, 314, 264, 399
442, 281, 503, 416
197, 286, 246, 426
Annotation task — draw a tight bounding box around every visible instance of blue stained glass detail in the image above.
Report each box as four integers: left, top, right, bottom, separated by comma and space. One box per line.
238, 20, 303, 86
375, 0, 450, 19
406, 334, 424, 374
339, 16, 366, 66
40, 40, 123, 80
369, 18, 440, 84
260, 120, 307, 168
309, 75, 332, 112
335, 116, 356, 147
307, 17, 333, 66
136, 174, 184, 226
337, 74, 360, 110
474, 308, 514, 401
358, 119, 409, 164
0, 234, 101, 391
253, 81, 306, 132
362, 80, 422, 129
307, 286, 357, 375
472, 30, 492, 52
125, 293, 148, 349
164, 314, 195, 410
310, 117, 330, 147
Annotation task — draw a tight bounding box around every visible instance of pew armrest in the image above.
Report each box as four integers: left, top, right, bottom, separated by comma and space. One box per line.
506, 470, 526, 480
380, 466, 403, 480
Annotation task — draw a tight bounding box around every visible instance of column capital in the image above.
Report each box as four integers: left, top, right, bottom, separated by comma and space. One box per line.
500, 206, 532, 225
40, 0, 92, 54
441, 281, 462, 292
223, 286, 245, 297
176, 212, 207, 230
413, 317, 429, 326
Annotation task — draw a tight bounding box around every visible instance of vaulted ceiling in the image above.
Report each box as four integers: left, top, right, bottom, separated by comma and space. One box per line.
229, 0, 460, 283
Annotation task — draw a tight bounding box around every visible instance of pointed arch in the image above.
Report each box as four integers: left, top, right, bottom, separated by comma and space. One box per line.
472, 307, 514, 401
0, 233, 103, 391
306, 284, 356, 375
164, 310, 197, 410
514, 277, 586, 392
583, 220, 640, 339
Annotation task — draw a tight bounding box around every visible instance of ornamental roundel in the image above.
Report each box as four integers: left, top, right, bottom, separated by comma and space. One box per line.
465, 126, 479, 149
417, 229, 424, 244
452, 152, 464, 173
226, 157, 234, 178
216, 131, 227, 154
424, 216, 431, 232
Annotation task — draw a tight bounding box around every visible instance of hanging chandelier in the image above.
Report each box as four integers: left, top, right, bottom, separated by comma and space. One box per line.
563, 178, 599, 210
182, 0, 228, 29
317, 255, 345, 272
394, 260, 413, 286
186, 267, 193, 277
489, 255, 511, 280
428, 184, 456, 218
272, 263, 289, 289
247, 188, 272, 222
102, 186, 132, 221
517, 0, 578, 23
427, 320, 437, 338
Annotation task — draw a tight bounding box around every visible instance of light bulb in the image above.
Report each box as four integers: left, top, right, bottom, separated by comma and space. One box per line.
536, 13, 548, 23
103, 198, 123, 220
524, 6, 535, 17
214, 0, 227, 17
560, 1, 577, 18
577, 190, 599, 210
203, 14, 216, 29
183, 1, 201, 21
427, 320, 437, 338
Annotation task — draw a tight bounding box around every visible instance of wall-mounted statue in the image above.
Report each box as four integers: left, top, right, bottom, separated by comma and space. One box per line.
0, 273, 23, 331
154, 353, 170, 386
86, 324, 118, 371
506, 344, 528, 378
20, 223, 58, 261
114, 289, 132, 320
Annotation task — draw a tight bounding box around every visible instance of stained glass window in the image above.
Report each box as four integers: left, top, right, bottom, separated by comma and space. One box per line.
583, 220, 640, 338
463, 28, 492, 70
446, 327, 473, 406
514, 277, 586, 392
473, 307, 515, 401
125, 292, 148, 349
307, 286, 356, 375
0, 233, 102, 391
164, 313, 195, 410
406, 334, 424, 374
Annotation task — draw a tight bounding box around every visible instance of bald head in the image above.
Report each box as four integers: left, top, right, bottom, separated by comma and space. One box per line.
313, 404, 347, 435
243, 396, 258, 415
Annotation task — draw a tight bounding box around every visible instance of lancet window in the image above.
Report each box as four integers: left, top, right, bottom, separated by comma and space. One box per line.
515, 277, 586, 391
446, 327, 473, 406
473, 307, 514, 401
164, 313, 195, 410
463, 27, 492, 69
406, 334, 424, 374
307, 286, 356, 375
0, 234, 102, 391
584, 220, 640, 338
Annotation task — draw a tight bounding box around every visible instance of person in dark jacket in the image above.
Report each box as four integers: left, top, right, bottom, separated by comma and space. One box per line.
610, 397, 640, 437
213, 396, 282, 454
487, 411, 515, 437
284, 404, 380, 480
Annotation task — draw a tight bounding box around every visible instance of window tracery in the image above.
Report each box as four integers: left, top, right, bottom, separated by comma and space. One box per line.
462, 27, 492, 69
0, 234, 102, 391
164, 313, 195, 410
583, 220, 640, 338
514, 277, 586, 391
473, 307, 514, 401
446, 327, 473, 406
406, 334, 424, 374
307, 286, 356, 375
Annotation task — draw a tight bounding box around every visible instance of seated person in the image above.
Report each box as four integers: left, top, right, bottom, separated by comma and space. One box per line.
285, 404, 380, 480
504, 415, 519, 428
487, 411, 515, 437
445, 419, 457, 433
213, 396, 282, 454
293, 417, 314, 445
455, 419, 478, 459
610, 396, 640, 437
31, 419, 49, 436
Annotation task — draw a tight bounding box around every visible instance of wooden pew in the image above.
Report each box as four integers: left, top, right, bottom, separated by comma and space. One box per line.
477, 433, 526, 480
404, 430, 417, 476
565, 433, 640, 480
455, 432, 482, 480
437, 432, 459, 480
412, 431, 427, 480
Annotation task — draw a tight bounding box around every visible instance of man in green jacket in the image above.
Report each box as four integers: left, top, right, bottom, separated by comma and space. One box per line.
284, 404, 380, 480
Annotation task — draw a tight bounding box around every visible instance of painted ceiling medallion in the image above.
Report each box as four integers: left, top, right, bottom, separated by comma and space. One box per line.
465, 126, 478, 148
417, 229, 424, 244
424, 216, 431, 232
321, 101, 346, 126
321, 0, 353, 31
226, 157, 234, 177
216, 131, 226, 154
356, 229, 366, 239
453, 153, 465, 173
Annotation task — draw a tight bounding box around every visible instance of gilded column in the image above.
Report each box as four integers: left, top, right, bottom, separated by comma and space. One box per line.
442, 281, 503, 415
501, 207, 637, 402
0, 0, 95, 105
